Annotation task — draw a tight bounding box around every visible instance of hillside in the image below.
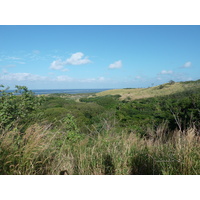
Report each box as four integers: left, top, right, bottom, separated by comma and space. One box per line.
1, 81, 200, 175
96, 80, 200, 100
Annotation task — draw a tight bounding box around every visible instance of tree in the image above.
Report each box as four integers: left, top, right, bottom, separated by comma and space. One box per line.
169, 80, 175, 85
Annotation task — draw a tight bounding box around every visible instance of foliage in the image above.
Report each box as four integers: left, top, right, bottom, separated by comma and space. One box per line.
1, 81, 200, 174
169, 80, 175, 85
80, 95, 121, 109
158, 84, 164, 89
0, 85, 44, 131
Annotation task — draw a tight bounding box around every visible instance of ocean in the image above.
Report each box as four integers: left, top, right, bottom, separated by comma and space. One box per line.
7, 89, 111, 95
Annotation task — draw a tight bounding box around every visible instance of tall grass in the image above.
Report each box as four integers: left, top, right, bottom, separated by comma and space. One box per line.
0, 121, 199, 175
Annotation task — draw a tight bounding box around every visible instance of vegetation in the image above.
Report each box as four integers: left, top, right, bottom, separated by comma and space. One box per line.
0, 80, 200, 175
97, 79, 200, 101
0, 85, 44, 132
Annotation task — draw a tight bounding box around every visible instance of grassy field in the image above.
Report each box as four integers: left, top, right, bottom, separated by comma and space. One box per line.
96, 80, 200, 100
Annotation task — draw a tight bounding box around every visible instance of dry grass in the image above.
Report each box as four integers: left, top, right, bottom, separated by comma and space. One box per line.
96, 81, 200, 100
1, 121, 199, 175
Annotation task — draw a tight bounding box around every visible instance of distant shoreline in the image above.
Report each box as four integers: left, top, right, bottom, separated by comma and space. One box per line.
7, 88, 112, 95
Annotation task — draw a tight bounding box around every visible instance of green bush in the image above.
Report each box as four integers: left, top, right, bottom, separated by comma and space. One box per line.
0, 85, 44, 131
158, 85, 164, 89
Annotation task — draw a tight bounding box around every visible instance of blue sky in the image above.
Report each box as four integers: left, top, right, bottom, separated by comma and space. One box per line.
0, 25, 200, 89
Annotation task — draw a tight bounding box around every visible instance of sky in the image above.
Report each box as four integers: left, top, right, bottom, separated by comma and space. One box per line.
0, 25, 200, 89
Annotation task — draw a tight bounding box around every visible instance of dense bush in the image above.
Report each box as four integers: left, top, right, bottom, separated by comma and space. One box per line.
0, 85, 44, 131
80, 95, 120, 109
39, 86, 200, 136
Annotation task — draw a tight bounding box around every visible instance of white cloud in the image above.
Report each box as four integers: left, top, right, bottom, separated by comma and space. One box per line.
55, 75, 73, 82
182, 61, 192, 68
108, 60, 122, 69
0, 73, 47, 81
0, 71, 106, 85
65, 52, 91, 65
160, 70, 173, 75
50, 52, 91, 71
50, 59, 65, 70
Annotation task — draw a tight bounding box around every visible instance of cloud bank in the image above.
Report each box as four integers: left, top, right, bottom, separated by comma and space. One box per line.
0, 73, 47, 81
0, 72, 106, 85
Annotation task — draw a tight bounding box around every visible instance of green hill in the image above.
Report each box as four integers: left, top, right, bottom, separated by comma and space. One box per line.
96, 80, 200, 100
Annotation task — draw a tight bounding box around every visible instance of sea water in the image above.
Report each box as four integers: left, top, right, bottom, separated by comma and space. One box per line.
6, 89, 110, 95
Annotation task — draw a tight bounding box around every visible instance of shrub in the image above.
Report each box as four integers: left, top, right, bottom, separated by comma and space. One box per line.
0, 85, 44, 131
158, 85, 164, 89
169, 80, 175, 85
